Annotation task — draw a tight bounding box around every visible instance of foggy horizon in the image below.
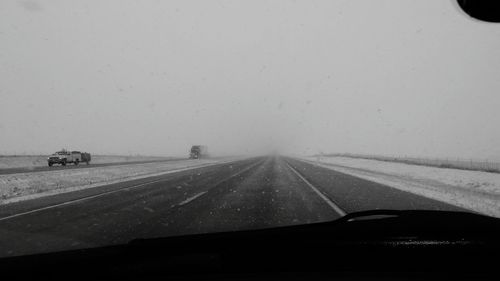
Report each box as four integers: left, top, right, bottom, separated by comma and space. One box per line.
2, 0, 500, 160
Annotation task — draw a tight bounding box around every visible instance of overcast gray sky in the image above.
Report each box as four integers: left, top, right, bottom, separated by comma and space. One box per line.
1, 0, 500, 159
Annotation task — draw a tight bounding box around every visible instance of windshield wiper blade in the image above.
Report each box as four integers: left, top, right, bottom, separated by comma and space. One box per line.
335, 209, 489, 223
336, 209, 405, 222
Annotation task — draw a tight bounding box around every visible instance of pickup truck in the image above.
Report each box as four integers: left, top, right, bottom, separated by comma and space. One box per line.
47, 150, 91, 166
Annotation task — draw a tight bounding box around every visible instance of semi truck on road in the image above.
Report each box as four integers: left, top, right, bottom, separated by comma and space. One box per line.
48, 150, 91, 166
189, 145, 208, 159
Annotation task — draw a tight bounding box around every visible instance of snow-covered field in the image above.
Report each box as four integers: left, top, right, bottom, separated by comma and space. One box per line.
300, 156, 500, 217
0, 158, 235, 204
0, 155, 176, 169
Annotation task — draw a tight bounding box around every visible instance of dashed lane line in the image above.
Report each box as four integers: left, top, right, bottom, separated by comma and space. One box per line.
174, 159, 264, 208
0, 160, 252, 222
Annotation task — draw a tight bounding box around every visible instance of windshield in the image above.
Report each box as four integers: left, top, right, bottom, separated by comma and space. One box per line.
0, 0, 499, 258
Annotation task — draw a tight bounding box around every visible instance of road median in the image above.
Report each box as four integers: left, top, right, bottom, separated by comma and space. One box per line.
0, 158, 237, 205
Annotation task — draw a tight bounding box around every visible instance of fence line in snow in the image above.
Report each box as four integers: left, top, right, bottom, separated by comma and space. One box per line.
319, 153, 500, 173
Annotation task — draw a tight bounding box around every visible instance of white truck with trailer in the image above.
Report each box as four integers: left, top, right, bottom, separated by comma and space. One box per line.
47, 149, 91, 166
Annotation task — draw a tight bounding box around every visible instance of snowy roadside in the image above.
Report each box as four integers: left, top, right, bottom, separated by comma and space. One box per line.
0, 158, 239, 205
298, 156, 500, 218
0, 155, 176, 169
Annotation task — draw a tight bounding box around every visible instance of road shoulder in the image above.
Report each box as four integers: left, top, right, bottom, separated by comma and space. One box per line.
295, 157, 500, 217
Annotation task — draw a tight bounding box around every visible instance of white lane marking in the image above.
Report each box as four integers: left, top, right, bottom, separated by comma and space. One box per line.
178, 191, 207, 206
0, 161, 242, 222
174, 159, 264, 208
286, 163, 347, 216
1, 161, 243, 206
0, 178, 175, 222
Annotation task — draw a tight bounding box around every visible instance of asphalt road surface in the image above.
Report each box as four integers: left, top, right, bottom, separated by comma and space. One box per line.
0, 156, 466, 257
